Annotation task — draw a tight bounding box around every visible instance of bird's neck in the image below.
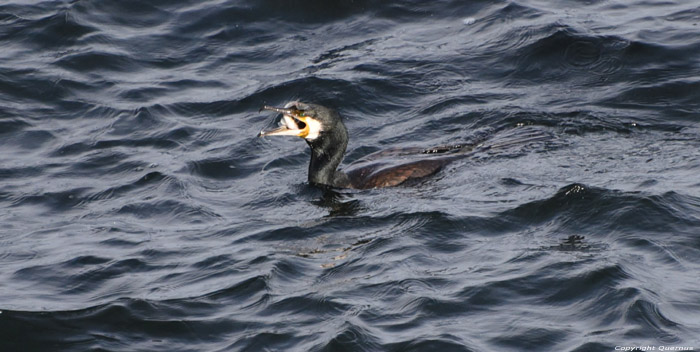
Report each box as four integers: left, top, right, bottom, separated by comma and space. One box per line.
307, 131, 350, 188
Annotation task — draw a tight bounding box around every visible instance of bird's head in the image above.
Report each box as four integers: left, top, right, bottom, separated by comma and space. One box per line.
258, 101, 344, 143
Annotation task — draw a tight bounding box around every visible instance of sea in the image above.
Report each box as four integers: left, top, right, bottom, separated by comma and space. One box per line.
1, 0, 699, 351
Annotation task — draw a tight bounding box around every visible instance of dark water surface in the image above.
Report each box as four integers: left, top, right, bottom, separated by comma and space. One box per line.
1, 0, 700, 351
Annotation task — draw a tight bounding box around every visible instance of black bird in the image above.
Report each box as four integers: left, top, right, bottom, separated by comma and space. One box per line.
258, 101, 547, 189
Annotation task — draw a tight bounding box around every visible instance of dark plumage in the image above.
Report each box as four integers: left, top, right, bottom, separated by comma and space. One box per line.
258, 101, 547, 189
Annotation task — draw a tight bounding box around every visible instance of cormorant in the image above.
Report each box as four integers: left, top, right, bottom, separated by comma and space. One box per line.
258, 101, 546, 189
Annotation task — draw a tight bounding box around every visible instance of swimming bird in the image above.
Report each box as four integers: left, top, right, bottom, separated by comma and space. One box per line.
258, 101, 547, 189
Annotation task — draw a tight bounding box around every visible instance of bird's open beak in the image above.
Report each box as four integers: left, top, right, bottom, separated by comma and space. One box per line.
258, 105, 309, 138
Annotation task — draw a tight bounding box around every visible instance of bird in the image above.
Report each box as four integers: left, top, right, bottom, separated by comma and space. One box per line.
258, 101, 548, 189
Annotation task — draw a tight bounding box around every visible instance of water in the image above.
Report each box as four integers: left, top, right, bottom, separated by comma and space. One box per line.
1, 0, 699, 351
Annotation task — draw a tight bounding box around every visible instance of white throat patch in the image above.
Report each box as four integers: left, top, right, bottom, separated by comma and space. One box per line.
304, 118, 322, 141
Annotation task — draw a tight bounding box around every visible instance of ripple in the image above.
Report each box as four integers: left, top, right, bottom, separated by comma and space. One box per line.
509, 28, 629, 83
625, 299, 682, 343
0, 118, 31, 135
87, 171, 168, 202
502, 183, 700, 236
2, 0, 700, 350
116, 199, 221, 223
543, 264, 631, 305
0, 298, 249, 350
603, 79, 700, 109
10, 187, 90, 212
0, 244, 37, 265
20, 10, 96, 49
199, 275, 270, 307
187, 157, 245, 180
321, 322, 382, 351
55, 50, 134, 73
386, 337, 473, 351
50, 129, 181, 156
564, 40, 601, 68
